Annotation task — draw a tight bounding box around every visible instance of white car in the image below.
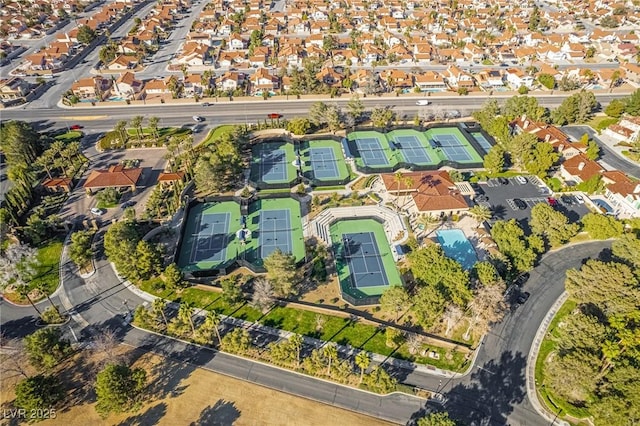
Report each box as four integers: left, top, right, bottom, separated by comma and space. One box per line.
515, 176, 528, 184
90, 207, 104, 216
193, 115, 204, 122
574, 194, 584, 204
416, 100, 431, 106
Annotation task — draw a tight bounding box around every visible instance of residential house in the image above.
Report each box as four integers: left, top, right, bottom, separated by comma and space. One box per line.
622, 62, 640, 84
444, 65, 475, 90
70, 75, 112, 100
413, 71, 447, 92
380, 171, 470, 216
107, 54, 139, 71
250, 67, 278, 93
113, 71, 144, 98
217, 71, 245, 92
504, 68, 534, 89
603, 172, 640, 218
0, 77, 30, 100
42, 177, 73, 194
316, 67, 343, 88
559, 153, 605, 184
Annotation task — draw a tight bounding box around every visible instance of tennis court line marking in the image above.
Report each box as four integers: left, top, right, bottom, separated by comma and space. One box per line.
342, 232, 389, 288
259, 209, 293, 258
190, 211, 231, 264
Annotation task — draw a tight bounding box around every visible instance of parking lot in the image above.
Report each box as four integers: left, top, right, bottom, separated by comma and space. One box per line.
474, 176, 591, 233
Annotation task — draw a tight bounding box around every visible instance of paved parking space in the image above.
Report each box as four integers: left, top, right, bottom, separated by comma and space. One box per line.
475, 177, 590, 233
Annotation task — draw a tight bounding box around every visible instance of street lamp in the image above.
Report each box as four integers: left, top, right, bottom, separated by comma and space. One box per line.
122, 299, 131, 316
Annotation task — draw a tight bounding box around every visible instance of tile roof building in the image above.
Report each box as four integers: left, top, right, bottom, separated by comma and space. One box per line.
84, 165, 143, 193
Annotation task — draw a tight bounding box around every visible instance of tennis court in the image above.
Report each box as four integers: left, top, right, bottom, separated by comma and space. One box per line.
393, 135, 432, 164
341, 232, 389, 288
431, 134, 474, 162
471, 132, 493, 151
309, 147, 340, 179
258, 148, 288, 182
190, 212, 230, 263
355, 137, 390, 166
259, 209, 294, 258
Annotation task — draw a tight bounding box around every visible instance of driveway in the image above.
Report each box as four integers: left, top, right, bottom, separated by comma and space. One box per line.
562, 125, 640, 179
477, 176, 590, 233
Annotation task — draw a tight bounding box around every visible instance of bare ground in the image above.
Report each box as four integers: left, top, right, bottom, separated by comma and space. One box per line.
1, 346, 393, 426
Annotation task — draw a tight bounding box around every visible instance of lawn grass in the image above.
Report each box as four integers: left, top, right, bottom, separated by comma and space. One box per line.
202, 125, 235, 147
585, 116, 618, 133
535, 299, 592, 420
54, 130, 83, 142
3, 239, 63, 304
137, 279, 467, 370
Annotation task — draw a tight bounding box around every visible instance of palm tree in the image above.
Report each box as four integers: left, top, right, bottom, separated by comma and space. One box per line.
35, 281, 61, 318
609, 70, 621, 89
289, 334, 303, 367
468, 205, 492, 228
16, 284, 42, 317
148, 116, 160, 144
115, 120, 128, 144
35, 151, 54, 180
130, 115, 144, 143
204, 310, 222, 345
178, 303, 196, 337
152, 298, 168, 329
417, 213, 439, 234
355, 351, 370, 384
323, 343, 338, 376
392, 171, 413, 210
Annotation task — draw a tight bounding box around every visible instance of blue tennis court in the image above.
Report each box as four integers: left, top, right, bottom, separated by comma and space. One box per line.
191, 212, 230, 263
431, 135, 473, 162
342, 232, 389, 288
394, 135, 432, 164
309, 147, 340, 179
355, 138, 389, 166
471, 132, 493, 151
259, 209, 293, 258
258, 148, 289, 182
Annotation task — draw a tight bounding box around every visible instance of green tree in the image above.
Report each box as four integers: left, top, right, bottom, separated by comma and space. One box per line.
221, 328, 251, 354
537, 73, 556, 90
483, 145, 505, 174
529, 203, 579, 246
104, 220, 140, 279
581, 213, 623, 239
468, 205, 492, 227
129, 116, 144, 143
408, 244, 471, 307
15, 375, 64, 413
502, 96, 547, 121
362, 367, 397, 393
346, 95, 365, 123
544, 349, 601, 404
417, 411, 457, 426
552, 90, 598, 125
77, 25, 97, 44
566, 259, 640, 316
605, 99, 626, 118
380, 286, 409, 321
325, 106, 342, 133
370, 106, 396, 128
220, 275, 243, 305
474, 261, 500, 286
523, 141, 559, 176
135, 240, 161, 280
69, 230, 94, 269
354, 351, 370, 384
24, 328, 71, 370
586, 139, 600, 160
576, 174, 604, 194
612, 233, 640, 269
322, 343, 339, 376
286, 117, 311, 135
148, 116, 160, 143
491, 219, 540, 272
95, 364, 147, 417
411, 285, 446, 329
508, 132, 537, 169
309, 101, 328, 126
625, 89, 640, 116
163, 263, 184, 290
263, 249, 299, 297
114, 120, 128, 144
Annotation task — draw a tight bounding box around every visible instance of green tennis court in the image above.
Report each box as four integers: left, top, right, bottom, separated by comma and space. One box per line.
299, 139, 350, 184
330, 219, 402, 301
425, 127, 483, 163
249, 141, 298, 187
347, 131, 396, 169
386, 129, 439, 166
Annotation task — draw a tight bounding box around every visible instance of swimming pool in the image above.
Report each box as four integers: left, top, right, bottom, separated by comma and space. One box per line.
436, 229, 478, 270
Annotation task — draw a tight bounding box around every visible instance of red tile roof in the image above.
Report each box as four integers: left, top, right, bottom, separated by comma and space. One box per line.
381, 171, 469, 212
84, 165, 142, 189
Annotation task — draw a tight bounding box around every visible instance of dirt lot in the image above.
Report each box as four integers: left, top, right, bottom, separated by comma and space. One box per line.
1, 347, 392, 426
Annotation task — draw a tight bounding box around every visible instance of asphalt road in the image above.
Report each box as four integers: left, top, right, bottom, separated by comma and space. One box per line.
562, 125, 640, 179
0, 233, 611, 425
1, 93, 631, 132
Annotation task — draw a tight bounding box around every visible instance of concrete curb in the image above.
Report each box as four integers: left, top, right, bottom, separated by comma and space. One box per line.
526, 292, 570, 426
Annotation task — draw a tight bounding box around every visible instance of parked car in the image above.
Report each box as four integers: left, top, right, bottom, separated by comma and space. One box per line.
120, 200, 136, 209
547, 197, 558, 206
475, 194, 488, 203
70, 124, 83, 130
561, 195, 574, 205
515, 176, 528, 184
574, 194, 585, 204
193, 115, 204, 122
514, 273, 530, 287
90, 207, 104, 216
513, 198, 527, 210
498, 177, 509, 185
516, 291, 531, 305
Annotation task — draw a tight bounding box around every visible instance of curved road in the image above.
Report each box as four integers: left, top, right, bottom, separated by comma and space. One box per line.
1, 237, 611, 425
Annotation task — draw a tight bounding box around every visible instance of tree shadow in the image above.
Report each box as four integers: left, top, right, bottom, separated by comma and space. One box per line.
190, 399, 241, 426
118, 402, 167, 426
440, 351, 527, 425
